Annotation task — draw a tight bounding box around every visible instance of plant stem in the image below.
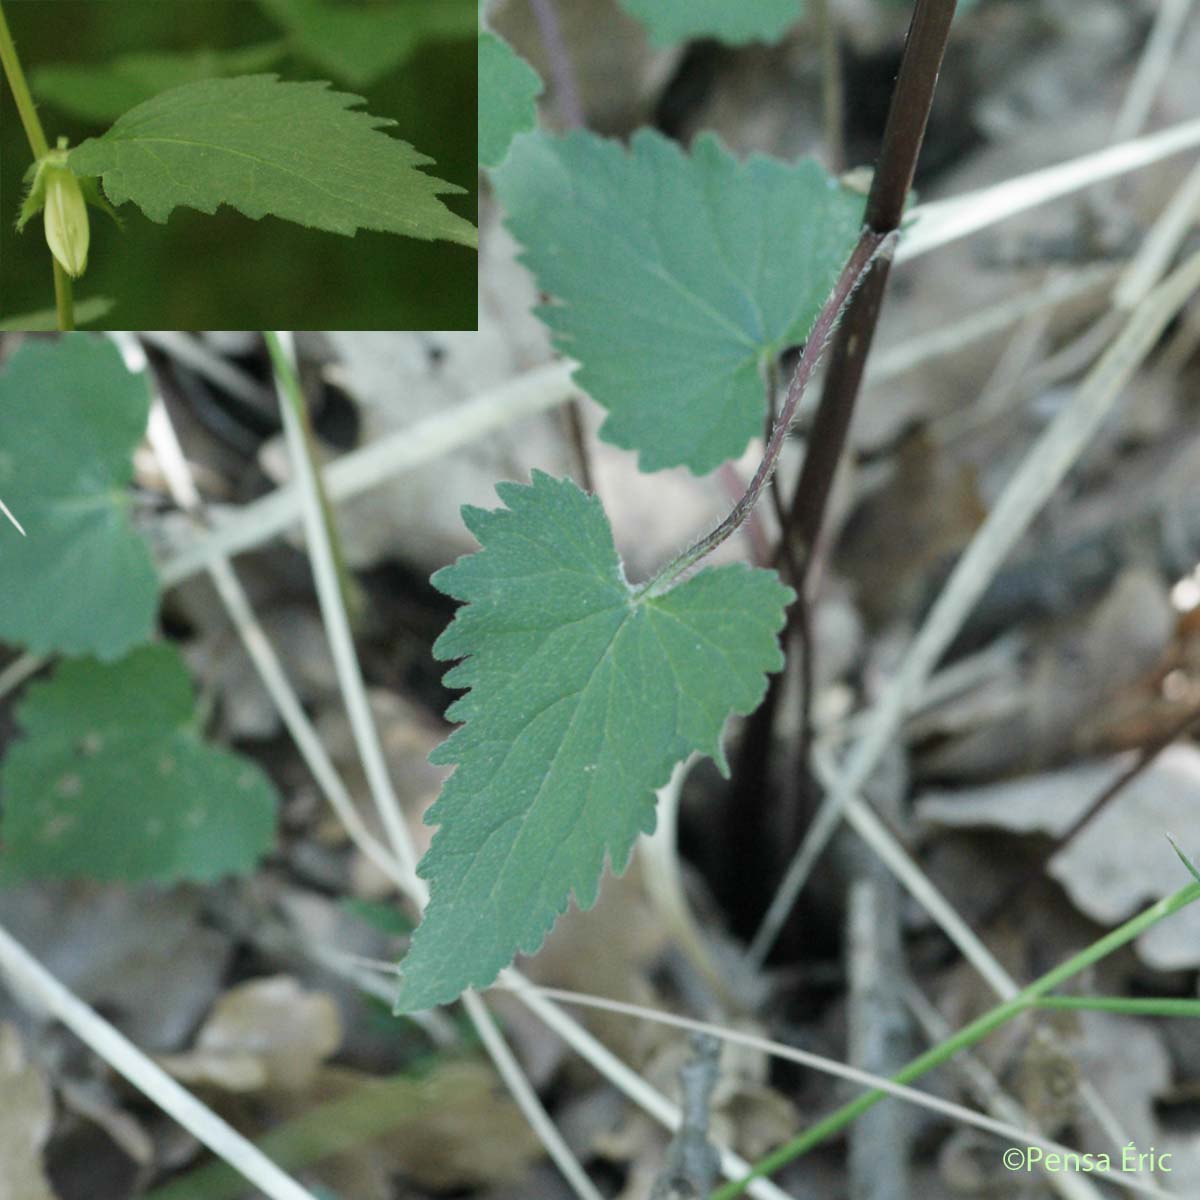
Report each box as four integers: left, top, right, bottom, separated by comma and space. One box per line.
813, 0, 844, 173
713, 879, 1200, 1199
528, 0, 584, 129
263, 332, 365, 628
730, 0, 957, 932
782, 0, 957, 564
53, 262, 75, 331
1036, 996, 1200, 1018
0, 0, 48, 158
0, 1, 78, 332
640, 229, 894, 598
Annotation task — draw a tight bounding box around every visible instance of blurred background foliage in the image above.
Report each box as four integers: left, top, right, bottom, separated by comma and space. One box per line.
0, 0, 477, 330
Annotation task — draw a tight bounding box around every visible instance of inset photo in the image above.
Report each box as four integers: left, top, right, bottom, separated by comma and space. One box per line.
0, 0, 477, 330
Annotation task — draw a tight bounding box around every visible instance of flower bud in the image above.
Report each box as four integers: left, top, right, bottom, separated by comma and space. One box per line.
42, 155, 89, 279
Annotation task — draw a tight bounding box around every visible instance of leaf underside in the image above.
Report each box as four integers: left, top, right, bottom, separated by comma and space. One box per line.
491, 128, 864, 475
619, 0, 805, 46
394, 473, 792, 1011
479, 32, 542, 169
68, 74, 477, 248
0, 335, 158, 659
0, 645, 278, 884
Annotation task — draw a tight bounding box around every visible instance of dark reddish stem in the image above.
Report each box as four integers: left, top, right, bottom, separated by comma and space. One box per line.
783, 0, 958, 565
727, 0, 957, 964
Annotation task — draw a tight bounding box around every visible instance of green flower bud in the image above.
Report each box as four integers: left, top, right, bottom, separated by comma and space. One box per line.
42, 152, 89, 279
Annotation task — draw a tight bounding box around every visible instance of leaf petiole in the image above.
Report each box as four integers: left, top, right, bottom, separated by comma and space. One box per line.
637, 226, 896, 599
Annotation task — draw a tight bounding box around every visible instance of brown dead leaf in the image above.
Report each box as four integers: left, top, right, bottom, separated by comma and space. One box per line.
522, 861, 669, 1067
272, 1060, 542, 1195
0, 1023, 57, 1200
919, 568, 1173, 778
835, 428, 986, 628
918, 743, 1200, 967
159, 976, 341, 1092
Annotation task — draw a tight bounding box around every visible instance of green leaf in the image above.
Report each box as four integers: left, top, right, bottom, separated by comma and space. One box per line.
394, 472, 792, 1010
479, 33, 541, 169
0, 645, 278, 884
619, 0, 804, 46
31, 42, 288, 124
0, 297, 114, 330
257, 0, 477, 87
0, 335, 158, 659
492, 129, 864, 474
68, 75, 477, 249
1168, 834, 1200, 886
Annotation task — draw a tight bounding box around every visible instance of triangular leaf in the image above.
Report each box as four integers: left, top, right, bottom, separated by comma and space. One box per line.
492, 129, 864, 474
394, 473, 792, 1010
620, 0, 805, 46
0, 335, 158, 659
479, 33, 542, 169
257, 0, 477, 87
0, 645, 278, 884
31, 42, 287, 124
68, 75, 477, 248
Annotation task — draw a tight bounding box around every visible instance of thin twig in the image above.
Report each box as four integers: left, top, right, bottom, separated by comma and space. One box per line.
904, 982, 1106, 1200
491, 983, 1170, 1200
896, 118, 1200, 263
650, 1033, 722, 1200
0, 494, 26, 535
1112, 0, 1195, 143
0, 923, 318, 1200
264, 334, 364, 626
528, 0, 584, 129
560, 398, 596, 493
140, 332, 275, 415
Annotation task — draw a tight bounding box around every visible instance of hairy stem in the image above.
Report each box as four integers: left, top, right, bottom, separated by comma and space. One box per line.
714, 878, 1200, 1198
640, 229, 894, 598
0, 0, 48, 158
